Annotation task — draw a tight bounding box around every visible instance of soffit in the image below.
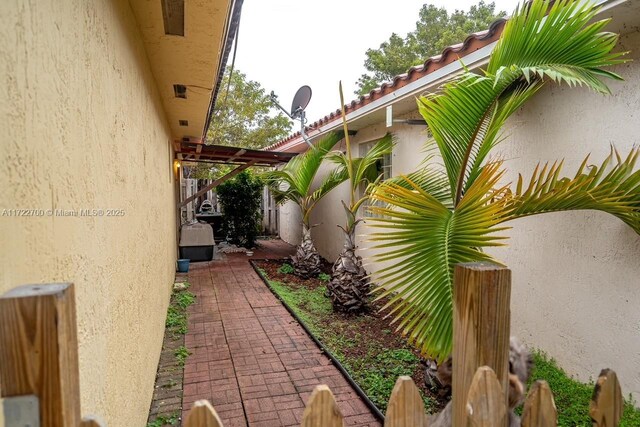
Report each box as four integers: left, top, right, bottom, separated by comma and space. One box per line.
129, 0, 233, 142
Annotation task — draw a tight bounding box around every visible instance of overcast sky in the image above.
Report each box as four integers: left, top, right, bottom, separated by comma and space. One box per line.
232, 0, 522, 125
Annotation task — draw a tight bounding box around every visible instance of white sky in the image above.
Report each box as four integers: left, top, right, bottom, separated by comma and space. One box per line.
233, 0, 521, 124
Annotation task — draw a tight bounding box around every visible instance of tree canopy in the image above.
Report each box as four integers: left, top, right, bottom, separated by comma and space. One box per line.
192, 69, 293, 180
356, 1, 506, 95
207, 69, 292, 149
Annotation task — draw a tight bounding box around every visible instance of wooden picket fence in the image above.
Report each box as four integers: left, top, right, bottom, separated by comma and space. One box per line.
182, 368, 623, 427
0, 264, 627, 426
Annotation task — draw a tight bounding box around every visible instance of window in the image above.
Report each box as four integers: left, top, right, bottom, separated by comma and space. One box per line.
359, 140, 392, 218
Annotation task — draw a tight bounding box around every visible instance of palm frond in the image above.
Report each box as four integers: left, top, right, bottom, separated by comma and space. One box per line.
263, 169, 301, 204
419, 0, 627, 208
489, 0, 626, 90
368, 161, 510, 360
375, 163, 454, 209
354, 134, 394, 186
263, 131, 344, 208
502, 148, 640, 232
308, 165, 349, 222
290, 132, 345, 197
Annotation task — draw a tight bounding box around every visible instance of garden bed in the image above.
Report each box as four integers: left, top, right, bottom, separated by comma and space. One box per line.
253, 258, 445, 414
254, 258, 640, 425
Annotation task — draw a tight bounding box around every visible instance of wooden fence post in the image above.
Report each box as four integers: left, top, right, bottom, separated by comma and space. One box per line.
521, 380, 557, 427
301, 385, 344, 427
185, 400, 224, 427
384, 376, 429, 427
0, 283, 81, 427
465, 366, 506, 426
452, 263, 511, 427
590, 369, 623, 426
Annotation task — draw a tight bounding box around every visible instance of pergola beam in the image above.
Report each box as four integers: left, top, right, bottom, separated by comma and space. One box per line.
178, 160, 257, 208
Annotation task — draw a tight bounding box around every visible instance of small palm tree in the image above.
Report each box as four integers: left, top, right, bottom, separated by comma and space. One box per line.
367, 0, 639, 361
324, 83, 394, 313
264, 132, 347, 277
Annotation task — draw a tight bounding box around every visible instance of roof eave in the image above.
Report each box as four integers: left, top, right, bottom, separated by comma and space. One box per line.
202, 0, 245, 143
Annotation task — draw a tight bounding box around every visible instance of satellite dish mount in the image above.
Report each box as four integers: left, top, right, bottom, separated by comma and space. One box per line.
270, 86, 314, 148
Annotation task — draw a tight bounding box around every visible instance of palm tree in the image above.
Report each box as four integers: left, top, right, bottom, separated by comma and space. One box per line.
367, 0, 639, 361
264, 132, 347, 278
324, 82, 394, 313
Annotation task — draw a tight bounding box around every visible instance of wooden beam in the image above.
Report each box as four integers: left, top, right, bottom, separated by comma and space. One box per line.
226, 148, 246, 163
178, 160, 256, 208
194, 143, 203, 160
452, 263, 511, 427
0, 283, 81, 427
181, 159, 273, 166
179, 153, 290, 163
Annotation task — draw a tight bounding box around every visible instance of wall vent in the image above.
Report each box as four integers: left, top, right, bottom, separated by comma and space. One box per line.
162, 0, 184, 36
173, 84, 187, 99
179, 120, 189, 127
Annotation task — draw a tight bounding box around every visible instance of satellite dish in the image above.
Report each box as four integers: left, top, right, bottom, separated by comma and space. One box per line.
269, 86, 314, 148
291, 85, 312, 119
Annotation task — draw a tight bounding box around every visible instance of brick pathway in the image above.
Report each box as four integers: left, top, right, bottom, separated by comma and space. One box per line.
181, 239, 381, 427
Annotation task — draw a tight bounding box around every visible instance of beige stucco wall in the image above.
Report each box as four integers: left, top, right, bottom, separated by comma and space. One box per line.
0, 0, 177, 425
279, 30, 640, 399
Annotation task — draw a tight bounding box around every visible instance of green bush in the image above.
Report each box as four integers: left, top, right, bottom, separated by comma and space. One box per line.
217, 171, 263, 248
278, 263, 295, 274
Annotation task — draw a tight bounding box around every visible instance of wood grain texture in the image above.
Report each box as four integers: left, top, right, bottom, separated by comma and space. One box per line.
300, 385, 345, 427
465, 366, 507, 427
522, 380, 557, 427
452, 263, 511, 427
184, 400, 224, 427
384, 376, 429, 427
590, 369, 623, 427
0, 283, 81, 427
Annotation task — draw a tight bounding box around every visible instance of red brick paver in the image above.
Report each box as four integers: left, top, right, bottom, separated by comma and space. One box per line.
181, 240, 381, 427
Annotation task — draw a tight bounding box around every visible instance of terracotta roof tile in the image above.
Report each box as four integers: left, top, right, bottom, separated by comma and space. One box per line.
267, 18, 506, 151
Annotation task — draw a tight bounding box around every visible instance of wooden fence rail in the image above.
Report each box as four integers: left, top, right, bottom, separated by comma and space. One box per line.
0, 265, 626, 426
181, 370, 622, 427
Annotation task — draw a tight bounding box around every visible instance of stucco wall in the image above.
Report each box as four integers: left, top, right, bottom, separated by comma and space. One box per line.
279, 199, 303, 247
490, 28, 640, 399
306, 119, 426, 262
279, 30, 640, 399
0, 1, 177, 425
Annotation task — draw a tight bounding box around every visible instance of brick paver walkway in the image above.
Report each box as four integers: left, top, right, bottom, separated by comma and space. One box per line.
181, 239, 381, 427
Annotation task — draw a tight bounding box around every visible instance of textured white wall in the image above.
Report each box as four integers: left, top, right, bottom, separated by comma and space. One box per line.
490, 28, 640, 399
305, 117, 426, 262
278, 29, 640, 400
0, 0, 177, 425
279, 199, 303, 246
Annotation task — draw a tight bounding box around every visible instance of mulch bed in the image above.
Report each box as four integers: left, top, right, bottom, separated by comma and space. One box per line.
255, 258, 448, 413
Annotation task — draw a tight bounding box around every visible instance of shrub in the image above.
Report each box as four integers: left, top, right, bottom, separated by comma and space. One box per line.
217, 171, 263, 248
278, 263, 295, 274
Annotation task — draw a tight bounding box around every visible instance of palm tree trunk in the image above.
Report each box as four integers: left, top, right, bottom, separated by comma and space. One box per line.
291, 223, 321, 278
326, 223, 369, 313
